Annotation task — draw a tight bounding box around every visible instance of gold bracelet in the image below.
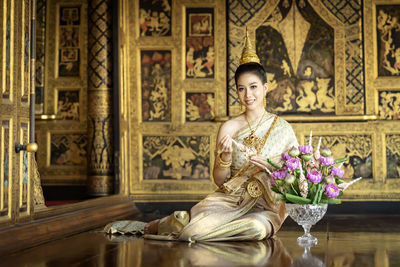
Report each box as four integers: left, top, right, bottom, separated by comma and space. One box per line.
217, 153, 232, 169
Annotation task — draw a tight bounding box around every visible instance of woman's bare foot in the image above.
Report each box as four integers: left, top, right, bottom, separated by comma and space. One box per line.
143, 219, 160, 234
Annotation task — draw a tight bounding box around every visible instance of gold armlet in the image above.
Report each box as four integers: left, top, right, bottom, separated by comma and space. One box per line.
217, 153, 232, 169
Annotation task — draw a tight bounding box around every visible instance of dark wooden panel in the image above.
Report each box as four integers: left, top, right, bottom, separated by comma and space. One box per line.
0, 198, 140, 256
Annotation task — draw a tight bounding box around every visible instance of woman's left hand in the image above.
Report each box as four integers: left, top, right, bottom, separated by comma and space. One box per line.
249, 155, 270, 171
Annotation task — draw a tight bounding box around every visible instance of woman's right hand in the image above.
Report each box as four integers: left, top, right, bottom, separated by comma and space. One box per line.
217, 135, 233, 160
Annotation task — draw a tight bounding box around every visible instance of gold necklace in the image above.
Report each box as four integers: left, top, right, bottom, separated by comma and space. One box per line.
243, 111, 266, 149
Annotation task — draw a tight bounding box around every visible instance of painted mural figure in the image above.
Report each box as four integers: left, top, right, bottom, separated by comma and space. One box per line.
139, 0, 171, 36
377, 7, 400, 76
255, 0, 335, 114
138, 36, 298, 242
185, 9, 215, 79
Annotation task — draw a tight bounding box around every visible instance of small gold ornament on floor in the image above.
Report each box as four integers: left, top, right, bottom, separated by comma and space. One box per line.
243, 111, 266, 149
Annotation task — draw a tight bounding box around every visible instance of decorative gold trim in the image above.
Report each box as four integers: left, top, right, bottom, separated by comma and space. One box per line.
214, 115, 378, 122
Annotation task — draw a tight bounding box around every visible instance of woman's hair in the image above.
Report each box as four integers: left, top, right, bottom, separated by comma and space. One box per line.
234, 62, 267, 85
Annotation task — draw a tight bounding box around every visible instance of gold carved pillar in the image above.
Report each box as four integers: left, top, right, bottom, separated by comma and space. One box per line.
87, 0, 114, 196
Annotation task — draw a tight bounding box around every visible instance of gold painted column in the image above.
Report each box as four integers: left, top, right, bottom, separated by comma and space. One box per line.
87, 0, 114, 196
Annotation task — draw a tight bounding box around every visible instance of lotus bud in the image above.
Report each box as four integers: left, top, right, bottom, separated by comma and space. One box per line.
285, 174, 295, 184
314, 150, 321, 161
325, 175, 335, 184
288, 146, 300, 157
301, 153, 313, 161
320, 147, 332, 157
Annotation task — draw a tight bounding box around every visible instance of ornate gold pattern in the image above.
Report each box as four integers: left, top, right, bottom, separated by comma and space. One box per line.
386, 134, 400, 178
33, 157, 45, 206
376, 5, 400, 76
125, 0, 226, 200
35, 0, 88, 186
228, 0, 349, 115
378, 91, 400, 120
115, 0, 400, 202
243, 111, 265, 149
239, 29, 260, 65
87, 92, 113, 194
306, 134, 373, 180
35, 0, 46, 114
87, 0, 114, 196
86, 175, 114, 196
143, 136, 210, 180
247, 179, 262, 198
185, 93, 215, 121
0, 0, 38, 222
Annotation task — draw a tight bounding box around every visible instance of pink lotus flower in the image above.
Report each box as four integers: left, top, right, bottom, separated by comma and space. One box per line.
299, 145, 313, 154
286, 158, 300, 170
331, 166, 344, 178
281, 152, 291, 160
320, 156, 335, 166
271, 168, 288, 180
306, 169, 322, 183
324, 184, 339, 198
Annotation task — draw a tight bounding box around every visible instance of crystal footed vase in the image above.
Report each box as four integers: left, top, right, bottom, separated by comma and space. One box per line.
285, 203, 328, 246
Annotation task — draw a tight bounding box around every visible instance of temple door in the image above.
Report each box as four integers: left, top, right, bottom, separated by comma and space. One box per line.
0, 0, 36, 225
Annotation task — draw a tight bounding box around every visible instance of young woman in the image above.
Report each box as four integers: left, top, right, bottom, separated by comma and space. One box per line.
143, 62, 299, 241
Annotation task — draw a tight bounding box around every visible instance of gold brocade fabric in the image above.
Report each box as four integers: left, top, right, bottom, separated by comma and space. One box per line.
144, 116, 299, 242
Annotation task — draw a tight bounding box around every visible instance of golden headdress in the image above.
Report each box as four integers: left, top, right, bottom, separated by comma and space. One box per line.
239, 28, 260, 65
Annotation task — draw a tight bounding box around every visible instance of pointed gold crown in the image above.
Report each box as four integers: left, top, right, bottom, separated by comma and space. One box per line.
239, 28, 260, 65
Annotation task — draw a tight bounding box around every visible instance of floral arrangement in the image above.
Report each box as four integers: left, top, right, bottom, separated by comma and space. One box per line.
265, 131, 362, 205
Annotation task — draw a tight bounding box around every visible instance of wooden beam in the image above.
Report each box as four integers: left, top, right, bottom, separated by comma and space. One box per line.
0, 197, 140, 256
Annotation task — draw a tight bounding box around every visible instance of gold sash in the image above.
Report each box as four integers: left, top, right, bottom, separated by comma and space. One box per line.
221, 116, 279, 196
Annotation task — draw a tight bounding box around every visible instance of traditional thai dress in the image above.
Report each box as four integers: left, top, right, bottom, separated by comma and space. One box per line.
143, 115, 299, 242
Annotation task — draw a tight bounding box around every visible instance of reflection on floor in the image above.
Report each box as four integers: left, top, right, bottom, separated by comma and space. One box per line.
1, 215, 400, 266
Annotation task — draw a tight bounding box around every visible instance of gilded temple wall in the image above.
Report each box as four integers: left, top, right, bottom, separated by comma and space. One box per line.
35, 0, 89, 186
123, 0, 400, 202
32, 0, 400, 201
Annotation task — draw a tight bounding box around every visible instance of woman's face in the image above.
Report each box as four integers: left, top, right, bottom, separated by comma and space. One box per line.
236, 72, 268, 111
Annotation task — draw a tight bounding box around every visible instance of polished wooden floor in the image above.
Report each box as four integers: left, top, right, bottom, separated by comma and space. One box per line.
1, 215, 400, 266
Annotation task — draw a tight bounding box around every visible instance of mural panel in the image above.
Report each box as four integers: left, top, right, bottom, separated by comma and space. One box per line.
35, 0, 46, 114
228, 0, 364, 114
186, 8, 214, 79
378, 91, 400, 120
58, 6, 80, 77
21, 0, 30, 103
376, 5, 400, 77
19, 123, 29, 213
56, 89, 80, 121
143, 136, 210, 180
3, 0, 11, 99
306, 134, 373, 180
139, 0, 171, 36
257, 0, 335, 114
386, 134, 400, 178
185, 92, 215, 122
50, 133, 87, 166
1, 121, 10, 217
141, 50, 171, 122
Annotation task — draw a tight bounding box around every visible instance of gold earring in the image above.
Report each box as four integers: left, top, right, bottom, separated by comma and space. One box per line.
263, 97, 267, 108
